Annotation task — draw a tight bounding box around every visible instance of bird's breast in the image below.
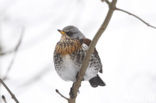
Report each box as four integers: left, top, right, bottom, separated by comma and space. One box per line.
55, 38, 82, 55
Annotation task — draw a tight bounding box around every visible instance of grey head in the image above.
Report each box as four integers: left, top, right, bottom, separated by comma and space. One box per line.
63, 25, 85, 39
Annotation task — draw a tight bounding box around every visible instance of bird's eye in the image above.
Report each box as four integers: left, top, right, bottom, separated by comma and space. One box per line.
66, 31, 73, 37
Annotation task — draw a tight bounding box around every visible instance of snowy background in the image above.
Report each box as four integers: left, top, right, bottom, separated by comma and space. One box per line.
0, 0, 156, 103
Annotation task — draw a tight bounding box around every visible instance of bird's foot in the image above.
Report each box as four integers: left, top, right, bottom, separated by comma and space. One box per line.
69, 83, 81, 98
76, 72, 79, 81
69, 87, 75, 98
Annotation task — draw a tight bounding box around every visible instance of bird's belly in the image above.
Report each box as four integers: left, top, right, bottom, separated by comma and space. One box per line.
57, 55, 79, 82
54, 53, 100, 82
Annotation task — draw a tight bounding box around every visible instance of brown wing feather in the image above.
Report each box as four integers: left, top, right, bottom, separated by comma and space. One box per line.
82, 38, 103, 73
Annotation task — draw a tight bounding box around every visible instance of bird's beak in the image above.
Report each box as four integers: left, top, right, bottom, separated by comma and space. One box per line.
57, 29, 66, 36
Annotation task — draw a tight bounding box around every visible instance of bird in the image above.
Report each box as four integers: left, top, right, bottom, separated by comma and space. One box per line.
53, 25, 106, 88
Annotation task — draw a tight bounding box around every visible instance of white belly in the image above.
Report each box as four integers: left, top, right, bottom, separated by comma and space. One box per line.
58, 55, 79, 82
57, 55, 98, 82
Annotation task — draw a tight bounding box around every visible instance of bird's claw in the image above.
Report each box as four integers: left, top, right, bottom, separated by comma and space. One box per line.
69, 87, 75, 98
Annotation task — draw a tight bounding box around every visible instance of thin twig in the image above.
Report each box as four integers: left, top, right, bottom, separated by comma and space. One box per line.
55, 89, 69, 101
2, 95, 7, 103
0, 27, 25, 56
101, 0, 110, 5
67, 0, 117, 103
2, 27, 25, 80
115, 7, 156, 29
0, 50, 14, 56
0, 78, 19, 103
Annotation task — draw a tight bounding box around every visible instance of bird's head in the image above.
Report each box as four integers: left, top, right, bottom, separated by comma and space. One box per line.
57, 25, 85, 39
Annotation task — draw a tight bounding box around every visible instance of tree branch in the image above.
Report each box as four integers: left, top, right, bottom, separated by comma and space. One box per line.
67, 0, 117, 103
56, 0, 156, 103
55, 89, 69, 101
0, 50, 14, 56
101, 0, 110, 5
0, 78, 19, 103
2, 27, 25, 80
2, 95, 7, 103
0, 27, 25, 56
115, 7, 156, 29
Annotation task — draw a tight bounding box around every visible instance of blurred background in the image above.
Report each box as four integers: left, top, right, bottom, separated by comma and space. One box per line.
0, 0, 156, 103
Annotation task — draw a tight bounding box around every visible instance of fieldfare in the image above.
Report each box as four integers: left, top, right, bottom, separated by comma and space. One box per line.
53, 26, 105, 87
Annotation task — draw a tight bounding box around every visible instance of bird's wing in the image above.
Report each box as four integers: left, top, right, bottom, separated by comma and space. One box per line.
81, 38, 103, 73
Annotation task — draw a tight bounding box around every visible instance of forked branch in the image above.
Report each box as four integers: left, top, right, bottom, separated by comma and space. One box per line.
56, 0, 117, 103
56, 0, 156, 103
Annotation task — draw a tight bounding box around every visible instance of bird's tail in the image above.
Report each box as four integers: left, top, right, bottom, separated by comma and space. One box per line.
89, 75, 106, 87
